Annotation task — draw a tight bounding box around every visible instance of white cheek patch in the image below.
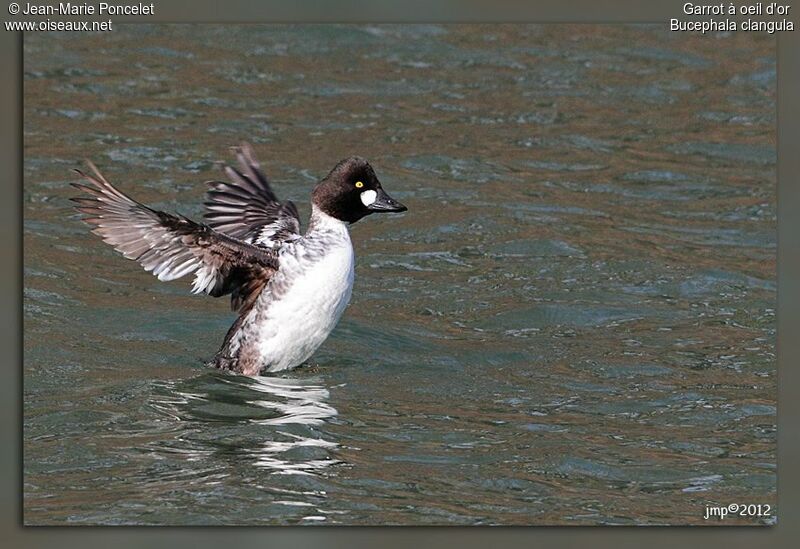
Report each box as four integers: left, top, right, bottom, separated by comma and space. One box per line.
360, 189, 377, 207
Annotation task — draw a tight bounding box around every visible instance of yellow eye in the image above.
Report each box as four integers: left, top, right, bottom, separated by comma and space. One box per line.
355, 181, 364, 188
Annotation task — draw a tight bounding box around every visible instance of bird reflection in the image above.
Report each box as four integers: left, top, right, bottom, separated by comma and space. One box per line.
244, 375, 337, 426
149, 371, 340, 475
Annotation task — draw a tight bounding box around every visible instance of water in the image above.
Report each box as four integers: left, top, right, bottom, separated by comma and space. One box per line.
23, 25, 776, 525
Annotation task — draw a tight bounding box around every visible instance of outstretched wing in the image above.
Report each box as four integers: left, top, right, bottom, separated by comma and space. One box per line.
71, 162, 279, 314
203, 142, 302, 248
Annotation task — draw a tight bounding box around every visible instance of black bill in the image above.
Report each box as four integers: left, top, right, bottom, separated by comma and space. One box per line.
366, 187, 407, 213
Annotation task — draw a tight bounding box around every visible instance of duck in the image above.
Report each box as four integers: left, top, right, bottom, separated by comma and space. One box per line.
72, 143, 407, 375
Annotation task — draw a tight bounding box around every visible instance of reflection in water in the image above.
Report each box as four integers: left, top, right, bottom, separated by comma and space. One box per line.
246, 376, 337, 426
250, 432, 339, 475
149, 372, 339, 476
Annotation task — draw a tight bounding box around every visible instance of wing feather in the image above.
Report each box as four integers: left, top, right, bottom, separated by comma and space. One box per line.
71, 161, 278, 314
203, 142, 301, 247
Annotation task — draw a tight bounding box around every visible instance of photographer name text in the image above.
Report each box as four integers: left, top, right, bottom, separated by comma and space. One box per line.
20, 2, 153, 15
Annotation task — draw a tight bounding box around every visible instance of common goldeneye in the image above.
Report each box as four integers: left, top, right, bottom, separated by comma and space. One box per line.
72, 143, 407, 375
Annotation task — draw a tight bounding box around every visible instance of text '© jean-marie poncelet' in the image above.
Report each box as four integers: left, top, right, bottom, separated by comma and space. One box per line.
22, 3, 155, 16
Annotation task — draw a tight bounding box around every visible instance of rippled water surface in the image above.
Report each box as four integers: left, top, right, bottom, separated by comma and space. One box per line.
24, 25, 776, 525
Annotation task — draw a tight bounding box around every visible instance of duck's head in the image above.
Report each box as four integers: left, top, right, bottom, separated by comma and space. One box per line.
312, 157, 407, 224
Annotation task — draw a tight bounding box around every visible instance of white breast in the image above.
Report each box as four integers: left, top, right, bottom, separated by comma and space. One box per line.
255, 228, 355, 372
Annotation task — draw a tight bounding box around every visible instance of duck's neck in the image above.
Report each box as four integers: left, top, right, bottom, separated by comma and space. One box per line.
308, 205, 350, 237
